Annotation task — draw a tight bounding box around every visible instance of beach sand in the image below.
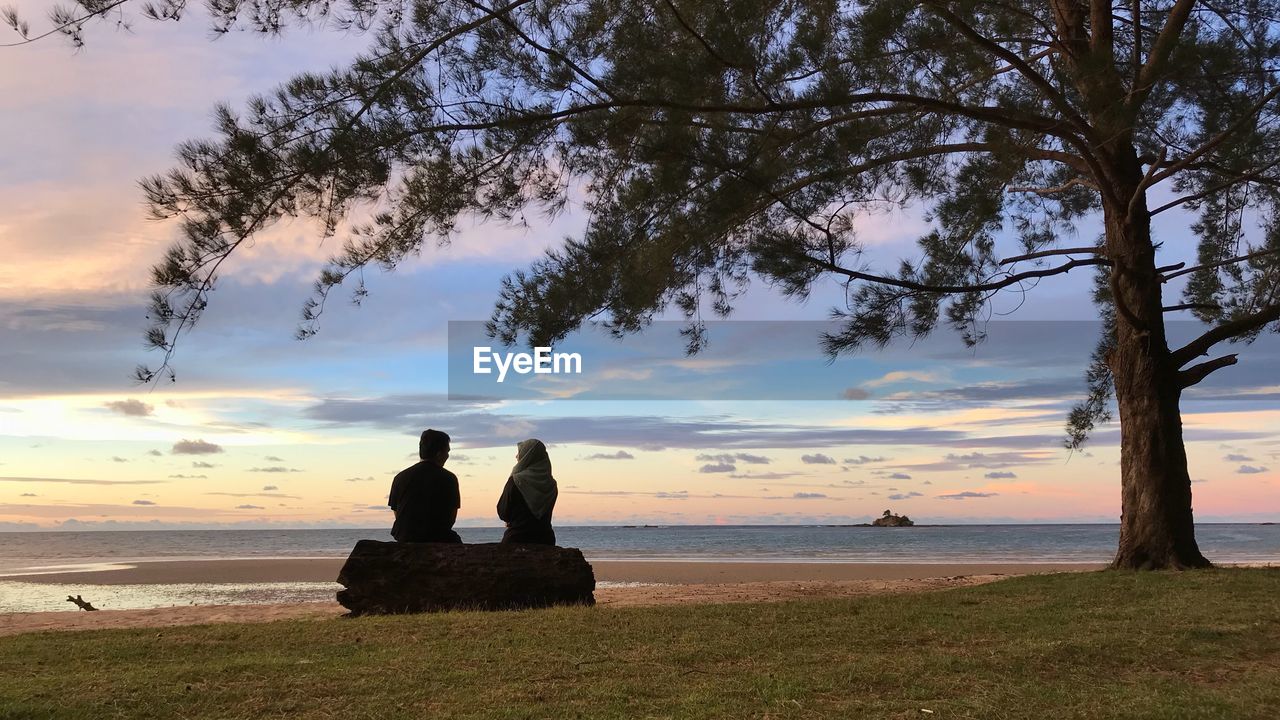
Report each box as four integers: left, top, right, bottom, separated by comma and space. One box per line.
0, 559, 1103, 637
0, 558, 1102, 586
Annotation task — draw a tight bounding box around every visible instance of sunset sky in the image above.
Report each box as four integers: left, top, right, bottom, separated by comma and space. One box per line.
2, 5, 1277, 530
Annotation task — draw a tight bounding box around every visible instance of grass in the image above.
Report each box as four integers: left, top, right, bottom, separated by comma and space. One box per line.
1, 569, 1278, 719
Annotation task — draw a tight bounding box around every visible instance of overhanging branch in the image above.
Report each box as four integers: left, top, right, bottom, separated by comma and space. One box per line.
1171, 303, 1280, 367
1178, 353, 1238, 388
808, 255, 1107, 294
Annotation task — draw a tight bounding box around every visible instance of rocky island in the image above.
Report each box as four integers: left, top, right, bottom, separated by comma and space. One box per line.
871, 510, 914, 527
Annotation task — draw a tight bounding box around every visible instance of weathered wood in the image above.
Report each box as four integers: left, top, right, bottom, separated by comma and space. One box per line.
66, 594, 98, 611
336, 540, 595, 615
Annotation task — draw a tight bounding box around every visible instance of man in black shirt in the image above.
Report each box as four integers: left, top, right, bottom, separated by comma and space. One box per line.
388, 429, 462, 543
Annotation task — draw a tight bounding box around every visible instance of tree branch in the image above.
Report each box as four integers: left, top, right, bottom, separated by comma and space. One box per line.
1130, 0, 1199, 108
1006, 177, 1097, 195
1149, 157, 1280, 215
1171, 303, 1280, 367
1163, 302, 1219, 312
923, 2, 1093, 138
1150, 86, 1280, 185
1161, 247, 1280, 282
1178, 353, 1238, 388
808, 255, 1107, 294
999, 246, 1106, 264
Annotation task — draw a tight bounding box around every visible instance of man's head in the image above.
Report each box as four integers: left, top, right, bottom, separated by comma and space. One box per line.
419, 429, 451, 465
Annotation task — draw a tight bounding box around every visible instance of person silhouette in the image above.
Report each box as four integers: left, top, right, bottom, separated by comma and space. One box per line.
388, 429, 462, 543
496, 438, 558, 545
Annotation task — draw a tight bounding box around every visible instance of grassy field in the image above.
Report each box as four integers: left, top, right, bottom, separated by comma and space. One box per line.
1, 569, 1277, 719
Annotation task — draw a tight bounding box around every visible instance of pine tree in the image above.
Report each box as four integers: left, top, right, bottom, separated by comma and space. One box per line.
10, 0, 1279, 568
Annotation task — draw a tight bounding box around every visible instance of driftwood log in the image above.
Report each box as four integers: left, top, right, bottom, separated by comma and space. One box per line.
66, 594, 98, 611
336, 540, 595, 615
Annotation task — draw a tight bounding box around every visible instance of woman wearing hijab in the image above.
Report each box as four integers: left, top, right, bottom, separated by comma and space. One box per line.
497, 438, 558, 545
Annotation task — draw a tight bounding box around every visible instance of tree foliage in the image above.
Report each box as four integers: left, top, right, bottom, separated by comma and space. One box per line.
8, 0, 1280, 445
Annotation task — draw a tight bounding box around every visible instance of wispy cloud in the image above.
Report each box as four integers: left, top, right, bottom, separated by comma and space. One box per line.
801, 453, 837, 465
699, 463, 736, 473
582, 450, 635, 460
104, 399, 153, 417
0, 476, 167, 485
844, 456, 886, 465
888, 491, 923, 500
937, 491, 999, 500
696, 453, 771, 465
206, 492, 302, 499
172, 439, 224, 455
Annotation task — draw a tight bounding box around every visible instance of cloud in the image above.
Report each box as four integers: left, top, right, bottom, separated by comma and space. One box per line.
654, 491, 689, 499
19, 493, 36, 497
0, 476, 167, 485
168, 474, 207, 479
864, 370, 945, 388
697, 453, 771, 465
111, 456, 128, 463
583, 450, 635, 460
792, 492, 828, 499
1238, 465, 1270, 474
345, 476, 376, 482
192, 461, 216, 469
699, 463, 736, 473
1225, 454, 1254, 462
172, 439, 224, 455
984, 471, 1018, 479
840, 387, 872, 400
937, 491, 999, 500
888, 472, 912, 480
262, 485, 278, 491
248, 466, 302, 473
844, 456, 886, 465
896, 451, 1053, 472
131, 499, 156, 506
264, 455, 285, 462
801, 453, 837, 465
728, 471, 801, 480
888, 491, 923, 500
299, 394, 1070, 451
206, 491, 302, 499
146, 450, 163, 457
235, 504, 265, 510
104, 399, 154, 417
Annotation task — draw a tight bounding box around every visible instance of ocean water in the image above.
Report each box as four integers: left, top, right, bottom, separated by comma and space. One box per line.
1, 524, 1276, 613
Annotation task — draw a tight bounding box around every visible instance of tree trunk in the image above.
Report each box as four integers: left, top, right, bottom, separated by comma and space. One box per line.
1104, 166, 1211, 570
336, 539, 596, 615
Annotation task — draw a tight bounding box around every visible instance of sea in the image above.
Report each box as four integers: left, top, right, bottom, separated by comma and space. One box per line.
1, 524, 1277, 614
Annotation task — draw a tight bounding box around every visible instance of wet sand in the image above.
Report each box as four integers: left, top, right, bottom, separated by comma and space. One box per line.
0, 558, 1103, 585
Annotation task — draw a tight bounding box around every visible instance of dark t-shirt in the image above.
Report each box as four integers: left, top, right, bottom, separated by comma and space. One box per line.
388, 461, 461, 543
496, 476, 555, 545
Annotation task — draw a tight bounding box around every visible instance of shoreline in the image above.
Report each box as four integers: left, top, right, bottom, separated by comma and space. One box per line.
0, 558, 1106, 585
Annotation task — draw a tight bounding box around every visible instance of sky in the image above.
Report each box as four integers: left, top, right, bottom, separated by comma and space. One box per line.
1, 5, 1277, 530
